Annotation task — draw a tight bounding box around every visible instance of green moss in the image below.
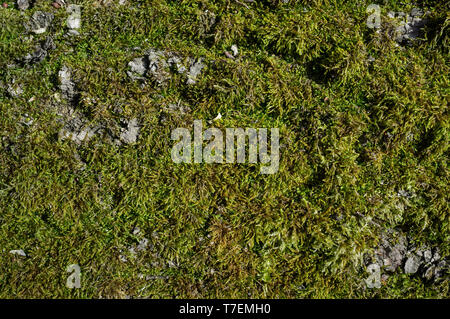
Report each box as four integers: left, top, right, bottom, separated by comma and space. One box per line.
0, 0, 448, 298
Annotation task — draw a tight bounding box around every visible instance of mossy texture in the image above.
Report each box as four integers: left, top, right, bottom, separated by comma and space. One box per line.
0, 0, 448, 298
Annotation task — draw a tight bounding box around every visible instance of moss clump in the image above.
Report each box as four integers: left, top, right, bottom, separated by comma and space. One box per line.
0, 0, 448, 298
